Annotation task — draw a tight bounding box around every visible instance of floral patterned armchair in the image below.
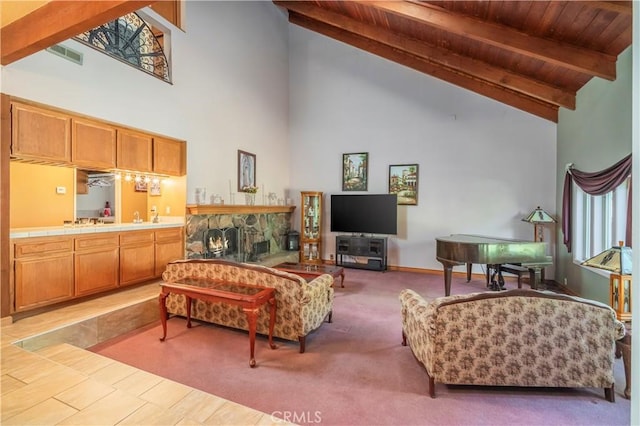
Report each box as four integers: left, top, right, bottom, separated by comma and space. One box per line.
399, 288, 625, 401
162, 259, 334, 353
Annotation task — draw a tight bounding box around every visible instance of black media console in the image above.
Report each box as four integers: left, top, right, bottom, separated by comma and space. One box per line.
335, 235, 388, 271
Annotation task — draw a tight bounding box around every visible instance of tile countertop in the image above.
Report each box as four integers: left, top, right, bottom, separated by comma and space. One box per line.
10, 217, 185, 239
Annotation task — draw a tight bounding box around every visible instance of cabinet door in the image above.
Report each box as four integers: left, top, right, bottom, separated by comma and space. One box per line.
120, 231, 155, 286
153, 137, 186, 176
76, 170, 89, 194
75, 234, 119, 296
72, 118, 117, 169
154, 228, 184, 276
14, 253, 74, 311
11, 102, 71, 162
117, 129, 153, 172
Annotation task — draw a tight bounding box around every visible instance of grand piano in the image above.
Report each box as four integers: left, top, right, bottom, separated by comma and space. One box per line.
436, 234, 552, 296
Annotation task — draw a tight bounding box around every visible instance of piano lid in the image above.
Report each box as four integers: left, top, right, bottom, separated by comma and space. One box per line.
436, 234, 549, 265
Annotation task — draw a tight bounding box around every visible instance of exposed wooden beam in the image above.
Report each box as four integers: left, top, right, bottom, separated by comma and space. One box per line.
577, 1, 633, 15
287, 12, 558, 122
1, 0, 155, 65
275, 1, 573, 110
360, 0, 616, 81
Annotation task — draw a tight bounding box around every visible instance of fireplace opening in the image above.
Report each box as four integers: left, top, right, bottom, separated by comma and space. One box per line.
204, 227, 240, 259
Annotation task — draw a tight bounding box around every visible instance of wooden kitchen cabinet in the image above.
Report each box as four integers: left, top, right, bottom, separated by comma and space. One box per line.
72, 118, 117, 169
11, 102, 71, 163
153, 137, 186, 176
13, 237, 74, 312
116, 129, 153, 172
74, 234, 119, 296
119, 230, 156, 286
155, 227, 184, 276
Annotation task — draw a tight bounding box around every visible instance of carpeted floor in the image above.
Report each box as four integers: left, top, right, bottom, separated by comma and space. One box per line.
90, 268, 631, 426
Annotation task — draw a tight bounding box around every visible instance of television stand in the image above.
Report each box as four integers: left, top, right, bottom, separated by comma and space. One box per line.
335, 235, 388, 271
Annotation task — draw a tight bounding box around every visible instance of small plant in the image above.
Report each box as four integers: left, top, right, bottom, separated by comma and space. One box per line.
241, 185, 258, 193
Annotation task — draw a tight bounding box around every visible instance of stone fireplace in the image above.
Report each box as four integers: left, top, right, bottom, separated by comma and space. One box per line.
185, 205, 299, 266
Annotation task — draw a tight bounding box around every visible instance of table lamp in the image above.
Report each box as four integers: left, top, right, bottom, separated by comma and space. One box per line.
522, 206, 556, 242
581, 241, 632, 322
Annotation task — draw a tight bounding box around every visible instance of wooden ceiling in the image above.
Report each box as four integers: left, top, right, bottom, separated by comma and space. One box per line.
273, 1, 633, 122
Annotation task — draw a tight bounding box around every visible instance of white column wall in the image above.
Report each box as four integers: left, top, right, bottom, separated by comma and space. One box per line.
287, 25, 557, 271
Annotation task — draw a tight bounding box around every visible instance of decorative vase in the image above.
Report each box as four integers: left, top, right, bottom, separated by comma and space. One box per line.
245, 193, 255, 205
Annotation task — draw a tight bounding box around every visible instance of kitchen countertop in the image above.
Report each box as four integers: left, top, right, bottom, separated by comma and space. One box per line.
10, 218, 185, 239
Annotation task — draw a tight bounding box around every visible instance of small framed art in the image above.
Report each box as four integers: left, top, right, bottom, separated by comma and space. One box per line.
389, 164, 418, 205
149, 181, 161, 196
238, 150, 256, 192
134, 181, 147, 192
342, 152, 368, 191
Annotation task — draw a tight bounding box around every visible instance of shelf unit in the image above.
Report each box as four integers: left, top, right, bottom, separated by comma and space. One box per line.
335, 235, 388, 271
300, 191, 322, 264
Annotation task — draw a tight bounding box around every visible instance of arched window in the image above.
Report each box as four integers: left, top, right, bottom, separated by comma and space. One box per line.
74, 12, 171, 83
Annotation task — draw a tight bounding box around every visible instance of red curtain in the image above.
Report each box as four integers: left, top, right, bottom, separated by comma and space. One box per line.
562, 154, 632, 252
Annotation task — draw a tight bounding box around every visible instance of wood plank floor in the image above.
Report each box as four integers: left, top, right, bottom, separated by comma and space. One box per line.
1, 281, 287, 425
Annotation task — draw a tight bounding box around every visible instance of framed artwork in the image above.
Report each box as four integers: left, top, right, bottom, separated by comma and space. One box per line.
149, 181, 161, 196
389, 164, 419, 205
134, 181, 147, 192
342, 152, 368, 191
238, 150, 256, 191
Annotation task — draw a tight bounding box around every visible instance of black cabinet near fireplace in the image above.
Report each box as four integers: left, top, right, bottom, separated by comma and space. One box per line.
335, 235, 387, 271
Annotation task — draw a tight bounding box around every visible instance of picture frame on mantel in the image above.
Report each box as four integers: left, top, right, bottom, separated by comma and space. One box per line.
342, 152, 368, 191
238, 150, 256, 191
389, 164, 418, 205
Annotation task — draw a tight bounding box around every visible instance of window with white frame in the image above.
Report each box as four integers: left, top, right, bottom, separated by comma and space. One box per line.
573, 176, 630, 263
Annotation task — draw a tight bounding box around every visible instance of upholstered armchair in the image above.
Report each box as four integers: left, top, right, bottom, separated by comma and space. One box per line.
162, 259, 334, 352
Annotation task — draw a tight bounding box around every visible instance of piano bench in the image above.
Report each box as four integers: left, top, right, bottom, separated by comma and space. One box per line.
499, 264, 530, 288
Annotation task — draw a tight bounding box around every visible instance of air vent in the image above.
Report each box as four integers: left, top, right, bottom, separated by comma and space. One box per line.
46, 44, 83, 65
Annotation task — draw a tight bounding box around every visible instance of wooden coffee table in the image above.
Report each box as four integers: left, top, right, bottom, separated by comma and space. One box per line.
273, 262, 345, 288
159, 278, 277, 368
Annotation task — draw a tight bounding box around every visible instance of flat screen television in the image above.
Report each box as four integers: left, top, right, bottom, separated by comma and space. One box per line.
330, 194, 397, 235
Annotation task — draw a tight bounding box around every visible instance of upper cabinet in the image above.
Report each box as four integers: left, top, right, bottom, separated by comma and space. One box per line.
117, 129, 153, 172
72, 118, 117, 169
8, 97, 186, 176
153, 137, 186, 176
11, 102, 71, 163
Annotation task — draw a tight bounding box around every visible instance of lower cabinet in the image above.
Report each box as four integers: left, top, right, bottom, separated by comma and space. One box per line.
155, 227, 184, 276
120, 230, 156, 286
11, 226, 185, 313
74, 234, 119, 296
13, 237, 75, 312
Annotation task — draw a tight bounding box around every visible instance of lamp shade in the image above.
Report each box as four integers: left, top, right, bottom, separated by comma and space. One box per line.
581, 241, 632, 275
522, 206, 557, 224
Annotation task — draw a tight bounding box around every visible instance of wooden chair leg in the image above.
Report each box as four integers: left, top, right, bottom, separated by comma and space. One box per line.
298, 336, 306, 353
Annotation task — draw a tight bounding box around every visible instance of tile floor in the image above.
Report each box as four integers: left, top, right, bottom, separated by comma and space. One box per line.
1, 281, 287, 425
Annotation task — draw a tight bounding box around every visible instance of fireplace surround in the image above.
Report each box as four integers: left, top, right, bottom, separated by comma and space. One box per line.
185, 205, 299, 265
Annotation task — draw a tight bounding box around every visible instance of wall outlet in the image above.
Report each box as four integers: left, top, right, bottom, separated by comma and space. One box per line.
56, 186, 66, 194
563, 278, 568, 286
329, 254, 334, 260
165, 206, 171, 214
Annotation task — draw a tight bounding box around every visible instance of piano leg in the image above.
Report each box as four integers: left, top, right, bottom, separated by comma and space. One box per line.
488, 264, 506, 291
466, 263, 473, 282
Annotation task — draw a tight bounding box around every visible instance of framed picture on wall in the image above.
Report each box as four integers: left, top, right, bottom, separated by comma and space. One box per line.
149, 181, 161, 196
134, 181, 147, 192
238, 150, 256, 191
342, 152, 368, 191
389, 164, 418, 205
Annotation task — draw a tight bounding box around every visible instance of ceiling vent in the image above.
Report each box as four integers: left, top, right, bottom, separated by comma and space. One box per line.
46, 44, 83, 65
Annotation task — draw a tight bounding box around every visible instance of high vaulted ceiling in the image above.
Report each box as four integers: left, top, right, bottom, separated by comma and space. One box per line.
1, 1, 633, 122
273, 1, 633, 122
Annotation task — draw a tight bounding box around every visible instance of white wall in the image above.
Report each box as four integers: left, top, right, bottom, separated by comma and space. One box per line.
0, 1, 290, 205
288, 25, 557, 271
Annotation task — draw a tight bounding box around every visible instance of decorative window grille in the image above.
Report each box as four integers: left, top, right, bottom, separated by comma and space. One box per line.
74, 12, 171, 83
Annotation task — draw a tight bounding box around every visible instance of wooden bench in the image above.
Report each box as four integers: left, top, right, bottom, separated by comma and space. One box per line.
499, 264, 531, 288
